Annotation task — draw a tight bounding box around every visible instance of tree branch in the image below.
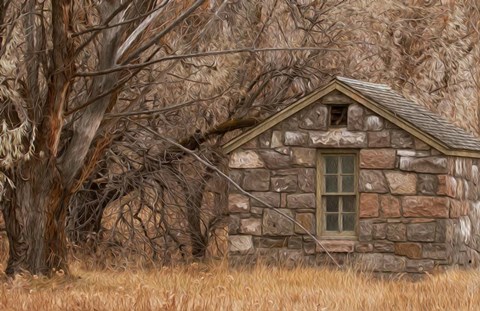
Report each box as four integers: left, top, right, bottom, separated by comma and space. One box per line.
72, 0, 166, 38
118, 0, 206, 64
73, 0, 135, 57
41, 0, 75, 156
115, 0, 169, 63
103, 89, 230, 119
131, 120, 341, 268
77, 47, 341, 77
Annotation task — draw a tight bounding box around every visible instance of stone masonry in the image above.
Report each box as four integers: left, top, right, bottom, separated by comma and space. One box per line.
227, 91, 480, 275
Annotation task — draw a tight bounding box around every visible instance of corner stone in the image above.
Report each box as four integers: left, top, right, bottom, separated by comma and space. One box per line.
402, 196, 449, 218
422, 243, 448, 260
406, 223, 436, 242
437, 175, 457, 198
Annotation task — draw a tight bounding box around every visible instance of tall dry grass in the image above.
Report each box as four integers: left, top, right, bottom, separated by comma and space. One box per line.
0, 258, 478, 311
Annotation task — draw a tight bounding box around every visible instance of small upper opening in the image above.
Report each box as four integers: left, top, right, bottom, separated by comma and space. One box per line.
329, 105, 348, 127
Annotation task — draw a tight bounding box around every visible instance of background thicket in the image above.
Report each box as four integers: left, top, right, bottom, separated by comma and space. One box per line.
0, 0, 479, 275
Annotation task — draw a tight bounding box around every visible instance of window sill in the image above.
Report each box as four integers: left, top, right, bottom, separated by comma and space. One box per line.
316, 240, 355, 253
319, 235, 357, 240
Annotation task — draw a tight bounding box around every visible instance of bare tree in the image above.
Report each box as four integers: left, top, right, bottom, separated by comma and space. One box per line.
1, 0, 479, 276
0, 0, 215, 276
63, 0, 356, 266
0, 0, 350, 275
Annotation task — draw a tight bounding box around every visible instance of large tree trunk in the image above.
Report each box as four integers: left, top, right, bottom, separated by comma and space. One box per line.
2, 160, 68, 276
187, 192, 206, 259
183, 180, 208, 259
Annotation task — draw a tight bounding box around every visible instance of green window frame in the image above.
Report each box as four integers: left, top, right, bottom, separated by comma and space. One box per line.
316, 150, 358, 238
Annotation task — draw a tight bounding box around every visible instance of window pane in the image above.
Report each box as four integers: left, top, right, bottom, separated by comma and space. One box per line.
321, 153, 357, 235
325, 156, 338, 174
325, 196, 339, 212
326, 214, 338, 231
325, 176, 338, 192
341, 156, 354, 174
341, 175, 354, 192
343, 196, 356, 212
342, 214, 356, 231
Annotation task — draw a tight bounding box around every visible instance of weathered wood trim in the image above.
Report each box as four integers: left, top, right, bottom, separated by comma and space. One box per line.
442, 149, 480, 158
222, 79, 480, 158
333, 84, 480, 158
222, 81, 337, 153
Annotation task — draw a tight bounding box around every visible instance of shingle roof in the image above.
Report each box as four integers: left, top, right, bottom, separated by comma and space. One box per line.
223, 76, 480, 157
336, 76, 480, 152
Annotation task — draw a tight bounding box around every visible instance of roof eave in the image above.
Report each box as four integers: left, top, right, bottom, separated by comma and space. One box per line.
334, 82, 480, 158
222, 79, 480, 158
222, 79, 338, 154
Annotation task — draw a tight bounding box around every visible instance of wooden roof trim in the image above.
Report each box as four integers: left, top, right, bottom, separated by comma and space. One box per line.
334, 83, 480, 158
222, 81, 337, 153
222, 79, 480, 158
333, 84, 449, 150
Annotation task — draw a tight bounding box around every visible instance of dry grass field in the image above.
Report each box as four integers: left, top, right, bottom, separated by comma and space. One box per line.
0, 260, 478, 311
0, 229, 477, 310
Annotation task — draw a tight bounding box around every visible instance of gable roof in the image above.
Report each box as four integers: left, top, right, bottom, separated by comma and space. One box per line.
223, 77, 480, 158
337, 77, 480, 153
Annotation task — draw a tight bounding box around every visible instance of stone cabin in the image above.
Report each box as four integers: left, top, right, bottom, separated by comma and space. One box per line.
223, 76, 480, 275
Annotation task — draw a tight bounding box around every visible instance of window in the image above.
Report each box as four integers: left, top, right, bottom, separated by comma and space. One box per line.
317, 151, 357, 237
329, 105, 348, 126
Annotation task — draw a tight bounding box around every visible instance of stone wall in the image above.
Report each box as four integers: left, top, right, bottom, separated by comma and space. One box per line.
446, 157, 480, 268
227, 93, 480, 274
